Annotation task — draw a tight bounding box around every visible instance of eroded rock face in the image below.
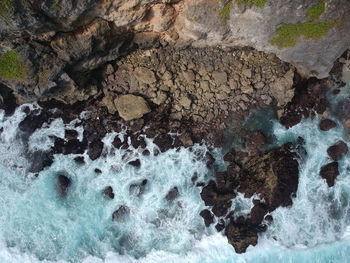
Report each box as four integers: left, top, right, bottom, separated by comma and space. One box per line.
327, 141, 348, 161
320, 162, 339, 187
114, 94, 151, 121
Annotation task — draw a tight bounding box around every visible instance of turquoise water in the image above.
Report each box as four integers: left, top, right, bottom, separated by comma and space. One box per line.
0, 93, 350, 262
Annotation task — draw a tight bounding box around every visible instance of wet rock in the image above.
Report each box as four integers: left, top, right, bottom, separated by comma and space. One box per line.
112, 136, 128, 149
320, 119, 337, 131
94, 168, 102, 174
206, 152, 215, 168
154, 133, 173, 152
128, 159, 141, 168
200, 180, 236, 207
142, 149, 151, 156
327, 141, 348, 161
236, 143, 299, 210
200, 209, 214, 227
165, 186, 179, 201
87, 139, 104, 160
223, 149, 236, 163
179, 132, 193, 147
129, 179, 148, 197
65, 129, 78, 140
103, 186, 114, 199
225, 221, 258, 254
130, 135, 146, 149
74, 156, 85, 164
215, 219, 225, 232
112, 205, 130, 221
57, 174, 71, 197
52, 138, 88, 155
264, 215, 273, 223
19, 111, 50, 137
319, 162, 339, 187
114, 94, 151, 121
249, 203, 269, 226
27, 151, 54, 173
212, 200, 232, 217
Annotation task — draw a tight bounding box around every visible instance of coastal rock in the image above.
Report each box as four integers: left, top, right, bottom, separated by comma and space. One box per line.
129, 179, 148, 197
128, 159, 141, 168
225, 221, 258, 254
320, 119, 337, 131
103, 186, 115, 199
87, 139, 104, 160
134, 67, 157, 84
57, 174, 71, 197
327, 141, 348, 161
319, 162, 339, 187
112, 206, 130, 221
200, 209, 214, 227
165, 187, 179, 201
114, 95, 151, 121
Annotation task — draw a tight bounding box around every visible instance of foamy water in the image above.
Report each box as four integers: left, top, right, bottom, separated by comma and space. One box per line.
0, 82, 350, 262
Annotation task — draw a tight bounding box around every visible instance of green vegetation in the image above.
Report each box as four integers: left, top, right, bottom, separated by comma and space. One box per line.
0, 50, 27, 80
269, 1, 338, 49
308, 0, 325, 21
237, 0, 266, 9
218, 1, 233, 19
218, 0, 266, 20
0, 0, 28, 24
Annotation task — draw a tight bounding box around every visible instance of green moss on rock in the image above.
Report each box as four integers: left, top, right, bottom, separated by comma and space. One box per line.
0, 50, 27, 80
308, 0, 325, 21
269, 19, 339, 49
218, 1, 233, 19
270, 1, 338, 49
218, 0, 266, 20
237, 0, 266, 9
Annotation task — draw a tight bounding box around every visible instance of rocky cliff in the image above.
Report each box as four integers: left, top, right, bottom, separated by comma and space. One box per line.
0, 0, 349, 104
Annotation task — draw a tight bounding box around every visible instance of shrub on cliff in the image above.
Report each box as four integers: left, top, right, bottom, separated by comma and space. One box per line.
0, 50, 27, 80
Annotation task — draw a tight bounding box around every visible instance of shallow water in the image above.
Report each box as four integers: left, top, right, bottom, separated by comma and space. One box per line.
0, 84, 350, 262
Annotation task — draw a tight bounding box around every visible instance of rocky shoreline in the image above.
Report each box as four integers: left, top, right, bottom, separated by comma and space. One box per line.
1, 45, 350, 254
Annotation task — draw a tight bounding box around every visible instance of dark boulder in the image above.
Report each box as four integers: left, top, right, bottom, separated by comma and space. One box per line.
154, 133, 173, 152
128, 159, 141, 168
327, 141, 348, 161
52, 137, 88, 155
57, 174, 71, 197
103, 186, 114, 199
94, 168, 102, 174
319, 162, 339, 187
212, 200, 232, 217
74, 156, 85, 164
165, 186, 179, 201
200, 209, 214, 227
320, 119, 337, 131
87, 139, 104, 160
112, 205, 130, 221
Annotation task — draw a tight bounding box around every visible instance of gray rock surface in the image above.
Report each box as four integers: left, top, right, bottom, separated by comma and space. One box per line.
114, 94, 151, 121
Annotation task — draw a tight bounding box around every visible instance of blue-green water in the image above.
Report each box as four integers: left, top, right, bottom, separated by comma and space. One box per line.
0, 86, 350, 262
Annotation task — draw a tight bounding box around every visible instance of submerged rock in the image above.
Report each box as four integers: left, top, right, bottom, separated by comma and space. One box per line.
128, 159, 141, 168
320, 162, 339, 187
57, 174, 71, 197
74, 156, 85, 164
129, 179, 148, 197
112, 206, 130, 221
165, 187, 179, 201
327, 141, 348, 161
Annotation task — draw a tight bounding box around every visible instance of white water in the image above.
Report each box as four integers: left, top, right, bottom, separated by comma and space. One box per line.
0, 84, 350, 262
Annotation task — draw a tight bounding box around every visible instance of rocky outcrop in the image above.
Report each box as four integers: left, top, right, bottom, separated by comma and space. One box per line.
200, 143, 300, 253
327, 141, 348, 161
319, 161, 339, 187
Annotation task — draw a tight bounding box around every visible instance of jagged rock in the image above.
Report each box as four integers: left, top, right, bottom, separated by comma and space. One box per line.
327, 141, 348, 161
269, 69, 295, 107
129, 179, 148, 197
94, 168, 102, 174
320, 119, 337, 131
87, 139, 104, 160
225, 221, 258, 254
215, 219, 225, 232
103, 186, 115, 199
57, 174, 71, 198
154, 133, 173, 152
200, 209, 214, 227
112, 206, 130, 221
320, 162, 339, 187
114, 94, 151, 121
